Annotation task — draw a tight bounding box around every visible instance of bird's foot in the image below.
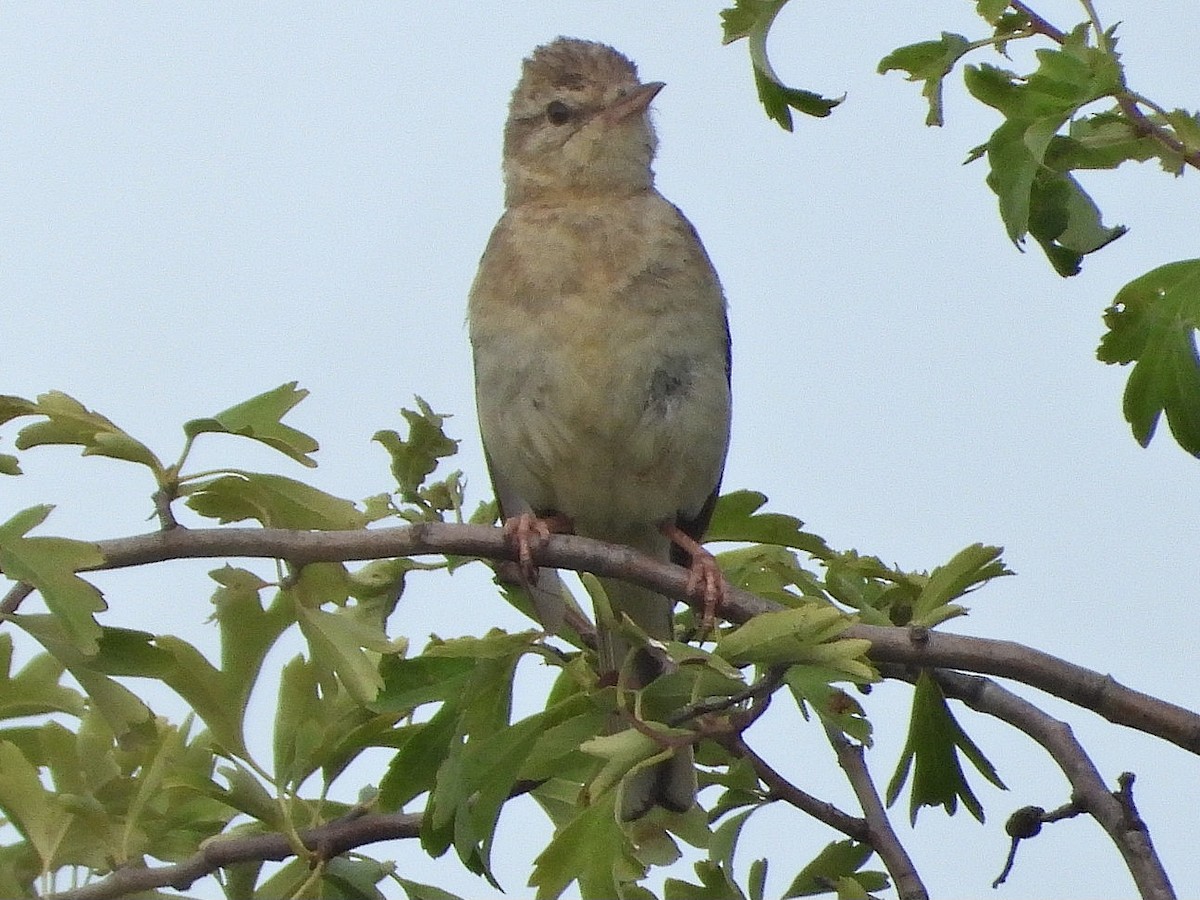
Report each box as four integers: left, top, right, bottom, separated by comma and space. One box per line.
502, 511, 573, 583
660, 523, 727, 631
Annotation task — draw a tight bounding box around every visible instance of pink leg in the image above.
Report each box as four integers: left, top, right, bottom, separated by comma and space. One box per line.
502, 511, 573, 582
660, 523, 727, 628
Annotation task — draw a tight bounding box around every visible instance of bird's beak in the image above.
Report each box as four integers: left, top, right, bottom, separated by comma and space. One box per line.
602, 81, 665, 125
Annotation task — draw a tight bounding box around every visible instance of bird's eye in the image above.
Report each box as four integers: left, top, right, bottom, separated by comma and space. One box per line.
545, 100, 573, 125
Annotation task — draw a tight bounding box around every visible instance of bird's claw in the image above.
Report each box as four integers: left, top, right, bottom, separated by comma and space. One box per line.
662, 522, 727, 632
503, 513, 550, 584
684, 550, 726, 631
502, 511, 574, 584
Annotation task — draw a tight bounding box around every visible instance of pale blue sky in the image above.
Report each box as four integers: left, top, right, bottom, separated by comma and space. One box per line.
3, 2, 1199, 897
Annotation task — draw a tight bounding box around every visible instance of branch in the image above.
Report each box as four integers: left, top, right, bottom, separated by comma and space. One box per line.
4, 523, 1199, 756
883, 664, 1175, 900
824, 723, 928, 900
45, 809, 422, 900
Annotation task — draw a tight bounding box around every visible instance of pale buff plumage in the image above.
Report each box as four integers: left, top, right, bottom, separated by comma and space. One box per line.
468, 37, 731, 819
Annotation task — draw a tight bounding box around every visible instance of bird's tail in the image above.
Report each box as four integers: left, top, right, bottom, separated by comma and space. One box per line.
596, 574, 697, 820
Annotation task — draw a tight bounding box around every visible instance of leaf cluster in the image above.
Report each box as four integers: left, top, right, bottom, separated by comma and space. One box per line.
718, 0, 1200, 459
0, 386, 1025, 899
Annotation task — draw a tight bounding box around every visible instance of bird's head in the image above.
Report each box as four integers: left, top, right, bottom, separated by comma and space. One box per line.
502, 37, 663, 204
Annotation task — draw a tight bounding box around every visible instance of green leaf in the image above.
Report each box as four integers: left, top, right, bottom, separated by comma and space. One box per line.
963, 36, 1130, 274
296, 605, 390, 705
0, 636, 85, 721
878, 33, 972, 126
183, 382, 318, 467
520, 707, 607, 783
1098, 259, 1200, 456
430, 714, 546, 884
376, 655, 477, 713
274, 654, 326, 787
210, 566, 292, 726
12, 391, 163, 473
0, 394, 38, 427
396, 877, 468, 900
783, 840, 881, 898
706, 490, 831, 557
666, 859, 747, 900
374, 398, 460, 500
378, 703, 460, 811
184, 471, 368, 529
87, 626, 247, 756
717, 606, 873, 679
886, 672, 1006, 824
0, 507, 106, 654
0, 453, 20, 476
1053, 112, 1162, 171
1166, 108, 1200, 156
784, 667, 873, 746
0, 740, 72, 870
396, 877, 469, 900
529, 790, 644, 900
912, 544, 1010, 626
975, 0, 1010, 23
720, 0, 841, 130
1027, 168, 1127, 276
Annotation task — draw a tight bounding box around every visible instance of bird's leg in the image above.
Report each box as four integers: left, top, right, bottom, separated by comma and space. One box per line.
660, 523, 727, 630
502, 511, 574, 583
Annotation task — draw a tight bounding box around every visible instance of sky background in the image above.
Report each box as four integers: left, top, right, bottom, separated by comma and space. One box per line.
3, 2, 1198, 898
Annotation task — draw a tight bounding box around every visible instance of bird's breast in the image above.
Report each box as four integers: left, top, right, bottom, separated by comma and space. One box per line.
469, 194, 730, 537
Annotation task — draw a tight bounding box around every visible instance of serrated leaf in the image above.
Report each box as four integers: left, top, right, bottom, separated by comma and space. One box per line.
86, 626, 247, 756
706, 490, 831, 557
886, 672, 1006, 824
1166, 108, 1200, 154
0, 741, 72, 869
184, 471, 368, 529
878, 32, 972, 126
5, 619, 156, 744
431, 713, 546, 884
912, 544, 1010, 625
378, 703, 459, 811
0, 508, 106, 654
1028, 168, 1126, 276
785, 667, 873, 745
373, 397, 460, 501
296, 606, 390, 705
12, 391, 163, 473
976, 0, 1010, 23
721, 0, 841, 130
665, 859, 746, 900
783, 840, 877, 898
183, 382, 318, 467
964, 39, 1130, 274
0, 394, 38, 427
0, 636, 85, 721
274, 655, 325, 787
1098, 259, 1200, 456
530, 790, 644, 900
210, 566, 291, 719
717, 607, 871, 679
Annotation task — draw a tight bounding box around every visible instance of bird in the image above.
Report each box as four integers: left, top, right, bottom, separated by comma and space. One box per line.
467, 36, 731, 820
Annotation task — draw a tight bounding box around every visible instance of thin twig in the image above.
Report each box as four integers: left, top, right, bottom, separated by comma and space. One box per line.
824, 723, 928, 900
717, 730, 868, 841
